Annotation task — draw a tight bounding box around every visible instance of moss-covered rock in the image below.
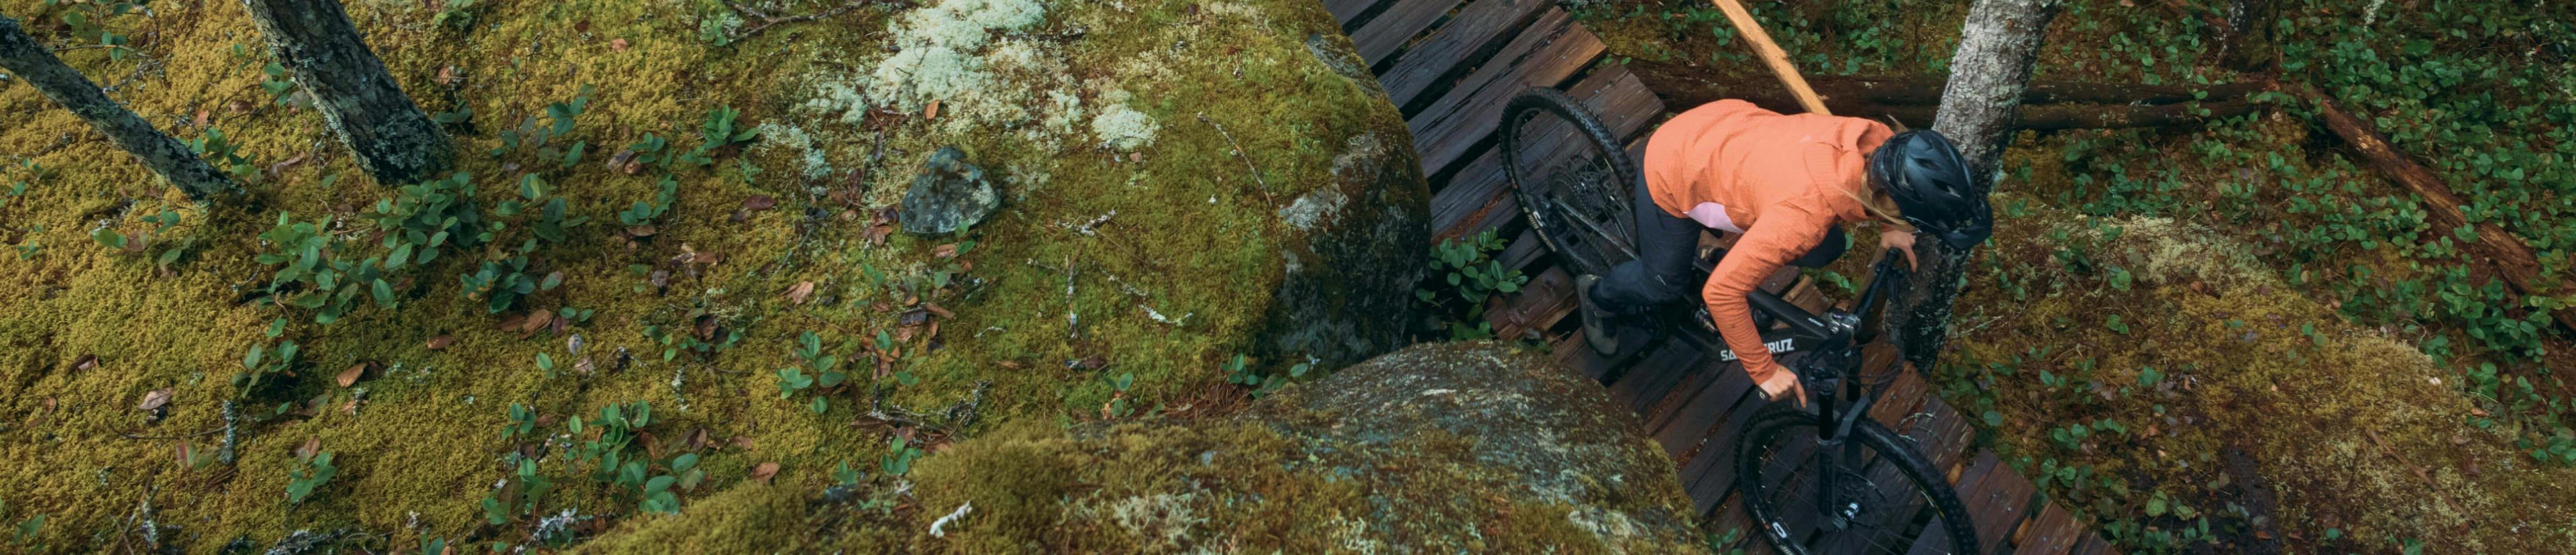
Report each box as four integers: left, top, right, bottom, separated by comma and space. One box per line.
594, 342, 1707, 553
1932, 201, 2576, 552
0, 0, 1425, 551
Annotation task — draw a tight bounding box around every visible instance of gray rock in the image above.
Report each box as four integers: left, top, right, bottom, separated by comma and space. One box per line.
1248, 341, 1705, 551
898, 146, 999, 236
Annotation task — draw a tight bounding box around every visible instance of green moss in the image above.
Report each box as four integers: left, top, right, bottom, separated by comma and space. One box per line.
1939, 203, 2576, 552
0, 0, 1415, 551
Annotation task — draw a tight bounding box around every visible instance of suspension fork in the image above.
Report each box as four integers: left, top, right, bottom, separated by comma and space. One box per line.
1813, 372, 1875, 527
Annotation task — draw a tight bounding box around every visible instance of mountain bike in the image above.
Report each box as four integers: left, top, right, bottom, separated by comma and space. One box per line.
1499, 88, 1980, 554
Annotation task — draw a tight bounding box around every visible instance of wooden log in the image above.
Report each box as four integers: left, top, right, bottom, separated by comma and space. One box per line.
1629, 60, 2262, 130
2302, 85, 2576, 332
241, 0, 453, 185
0, 16, 234, 201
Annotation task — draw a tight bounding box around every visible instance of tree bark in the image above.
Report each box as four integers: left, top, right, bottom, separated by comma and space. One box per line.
2302, 86, 2576, 332
240, 0, 451, 185
0, 16, 233, 201
1888, 0, 2062, 368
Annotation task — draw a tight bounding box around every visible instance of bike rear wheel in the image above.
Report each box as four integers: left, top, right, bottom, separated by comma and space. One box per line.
1500, 88, 1641, 276
1735, 404, 1980, 554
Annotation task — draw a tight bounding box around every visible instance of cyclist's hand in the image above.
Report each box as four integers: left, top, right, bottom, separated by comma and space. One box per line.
1879, 230, 1919, 269
1758, 368, 1809, 409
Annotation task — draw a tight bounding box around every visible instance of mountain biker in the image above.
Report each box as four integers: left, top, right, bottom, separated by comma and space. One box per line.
1574, 99, 1990, 407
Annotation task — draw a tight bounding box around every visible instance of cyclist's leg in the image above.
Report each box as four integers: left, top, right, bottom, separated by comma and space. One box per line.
1591, 172, 1702, 311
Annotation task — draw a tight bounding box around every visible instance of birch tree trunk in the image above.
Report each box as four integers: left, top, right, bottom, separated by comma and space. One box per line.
0, 16, 234, 201
240, 0, 451, 185
1886, 0, 2062, 368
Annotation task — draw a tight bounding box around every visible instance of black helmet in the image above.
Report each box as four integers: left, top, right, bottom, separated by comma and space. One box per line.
1868, 130, 1991, 250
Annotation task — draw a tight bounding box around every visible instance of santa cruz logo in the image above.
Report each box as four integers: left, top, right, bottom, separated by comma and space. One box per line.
1718, 338, 1797, 362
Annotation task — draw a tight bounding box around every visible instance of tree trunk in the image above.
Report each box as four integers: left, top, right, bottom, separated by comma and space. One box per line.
240, 0, 450, 185
1629, 61, 2258, 131
0, 16, 233, 201
2216, 0, 2275, 72
2302, 86, 2576, 332
1887, 0, 2063, 368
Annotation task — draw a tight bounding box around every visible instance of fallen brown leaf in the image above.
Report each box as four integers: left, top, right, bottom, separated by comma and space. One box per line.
932, 243, 959, 258
786, 281, 816, 305
295, 437, 321, 461
335, 362, 370, 388
339, 398, 362, 416
523, 309, 555, 336
72, 354, 98, 372
626, 224, 658, 238
495, 313, 529, 332
745, 195, 777, 211
751, 462, 780, 484
193, 108, 210, 126
729, 436, 755, 450
610, 38, 630, 51
427, 335, 455, 350
137, 388, 174, 411
924, 100, 941, 119
922, 302, 955, 319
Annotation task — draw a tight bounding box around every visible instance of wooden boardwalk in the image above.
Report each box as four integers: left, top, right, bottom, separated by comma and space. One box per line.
1322, 1, 2111, 552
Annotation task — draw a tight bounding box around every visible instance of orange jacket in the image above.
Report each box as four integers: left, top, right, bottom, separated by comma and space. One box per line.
1642, 99, 1891, 383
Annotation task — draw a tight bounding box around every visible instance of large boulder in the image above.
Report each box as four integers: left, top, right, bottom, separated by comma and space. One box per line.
0, 0, 1426, 551
591, 342, 1706, 552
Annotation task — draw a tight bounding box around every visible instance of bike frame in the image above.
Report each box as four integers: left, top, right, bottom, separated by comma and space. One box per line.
1725, 248, 1910, 531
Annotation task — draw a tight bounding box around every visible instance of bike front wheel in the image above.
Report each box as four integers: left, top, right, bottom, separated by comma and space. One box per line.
1734, 404, 1980, 554
1500, 88, 1640, 277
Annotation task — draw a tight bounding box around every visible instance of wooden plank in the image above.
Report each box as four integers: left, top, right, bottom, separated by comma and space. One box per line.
1495, 227, 1548, 272
1607, 342, 1704, 413
1684, 385, 1775, 515
1489, 264, 1574, 339
1904, 454, 2004, 555
1430, 68, 1660, 240
1904, 395, 1978, 479
1354, 0, 1466, 65
1956, 452, 2038, 555
2012, 501, 2086, 555
1638, 357, 1720, 435
2069, 534, 2113, 555
1407, 9, 1606, 176
1326, 0, 1385, 27
1866, 357, 1933, 430
1381, 0, 1554, 109
1651, 361, 1757, 460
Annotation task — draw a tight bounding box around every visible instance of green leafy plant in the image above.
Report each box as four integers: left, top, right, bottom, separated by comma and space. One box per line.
235, 319, 299, 390
185, 127, 261, 183
880, 437, 924, 476
1413, 230, 1527, 341
777, 330, 848, 413
284, 450, 337, 505
678, 106, 760, 167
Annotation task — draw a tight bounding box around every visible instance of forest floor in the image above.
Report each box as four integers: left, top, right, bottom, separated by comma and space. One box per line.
0, 0, 1421, 552
1577, 0, 2576, 552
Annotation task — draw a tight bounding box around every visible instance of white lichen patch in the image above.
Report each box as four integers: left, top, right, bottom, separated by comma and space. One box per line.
1090, 100, 1160, 151
866, 0, 1049, 112
1278, 189, 1349, 232
751, 123, 834, 182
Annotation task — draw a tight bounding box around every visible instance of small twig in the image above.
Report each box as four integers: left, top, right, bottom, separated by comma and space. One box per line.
1198, 113, 1273, 205
1056, 209, 1118, 236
